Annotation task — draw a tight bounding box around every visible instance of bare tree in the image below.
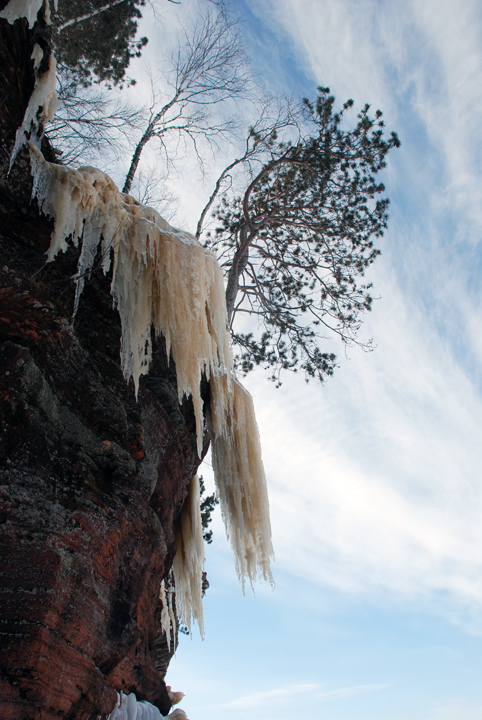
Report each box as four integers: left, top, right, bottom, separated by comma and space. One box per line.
129, 163, 177, 217
46, 68, 146, 165
122, 8, 250, 194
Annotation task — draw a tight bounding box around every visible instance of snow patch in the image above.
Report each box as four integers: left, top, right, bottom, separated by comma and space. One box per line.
10, 51, 60, 171
107, 692, 188, 720
0, 0, 44, 28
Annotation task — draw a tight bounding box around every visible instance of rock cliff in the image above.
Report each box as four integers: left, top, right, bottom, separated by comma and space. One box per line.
0, 12, 204, 719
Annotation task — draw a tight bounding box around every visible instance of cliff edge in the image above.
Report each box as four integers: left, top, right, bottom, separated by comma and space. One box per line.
0, 13, 203, 719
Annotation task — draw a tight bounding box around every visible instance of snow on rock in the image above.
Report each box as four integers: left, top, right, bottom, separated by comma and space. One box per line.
108, 692, 188, 720
0, 0, 44, 28
9, 50, 60, 171
28, 145, 274, 601
172, 475, 205, 637
167, 687, 185, 706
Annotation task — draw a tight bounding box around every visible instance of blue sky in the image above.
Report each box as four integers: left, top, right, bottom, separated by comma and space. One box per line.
120, 1, 482, 718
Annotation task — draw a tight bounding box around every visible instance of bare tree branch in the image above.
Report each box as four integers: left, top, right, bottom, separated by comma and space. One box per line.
56, 0, 129, 32
122, 7, 250, 193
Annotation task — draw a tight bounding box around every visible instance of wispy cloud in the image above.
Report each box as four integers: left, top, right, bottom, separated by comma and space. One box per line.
215, 683, 388, 710
230, 0, 482, 627
429, 705, 482, 720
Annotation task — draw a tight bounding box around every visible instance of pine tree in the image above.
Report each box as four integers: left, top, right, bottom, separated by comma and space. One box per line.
203, 88, 401, 384
53, 0, 148, 87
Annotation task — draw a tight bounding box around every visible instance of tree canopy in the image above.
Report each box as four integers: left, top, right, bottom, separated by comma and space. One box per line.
203, 88, 400, 384
52, 0, 148, 87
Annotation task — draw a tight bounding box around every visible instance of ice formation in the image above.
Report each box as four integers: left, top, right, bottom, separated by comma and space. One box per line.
107, 692, 188, 720
159, 579, 176, 653
29, 143, 232, 455
212, 379, 274, 591
28, 139, 274, 613
0, 0, 44, 27
172, 475, 205, 637
9, 47, 60, 171
166, 687, 185, 706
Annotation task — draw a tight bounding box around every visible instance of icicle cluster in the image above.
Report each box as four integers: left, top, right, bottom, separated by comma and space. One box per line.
172, 476, 205, 637
108, 692, 187, 720
30, 144, 231, 455
28, 145, 274, 606
159, 579, 176, 653
212, 379, 274, 591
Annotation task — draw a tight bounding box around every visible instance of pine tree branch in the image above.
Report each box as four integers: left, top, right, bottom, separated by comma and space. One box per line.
56, 0, 129, 32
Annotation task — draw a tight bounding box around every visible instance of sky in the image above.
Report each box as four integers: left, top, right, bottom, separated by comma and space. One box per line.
106, 1, 482, 718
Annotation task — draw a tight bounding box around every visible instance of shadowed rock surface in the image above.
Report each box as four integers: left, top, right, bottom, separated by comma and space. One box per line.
0, 11, 204, 719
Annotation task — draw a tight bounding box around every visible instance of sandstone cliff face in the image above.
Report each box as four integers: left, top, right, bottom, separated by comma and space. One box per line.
0, 14, 203, 719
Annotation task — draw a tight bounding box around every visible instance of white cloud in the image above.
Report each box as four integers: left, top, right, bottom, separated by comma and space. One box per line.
215, 682, 388, 710
429, 706, 482, 720
226, 0, 482, 626
215, 683, 319, 710
239, 247, 482, 619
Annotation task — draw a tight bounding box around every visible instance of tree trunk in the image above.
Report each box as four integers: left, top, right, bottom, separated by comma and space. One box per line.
0, 16, 204, 719
123, 130, 151, 194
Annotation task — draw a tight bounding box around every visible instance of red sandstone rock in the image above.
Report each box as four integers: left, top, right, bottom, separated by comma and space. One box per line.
0, 13, 204, 719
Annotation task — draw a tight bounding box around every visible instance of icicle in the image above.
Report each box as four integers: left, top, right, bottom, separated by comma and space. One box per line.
159, 580, 171, 653
107, 692, 188, 720
0, 0, 44, 27
159, 579, 177, 653
172, 476, 205, 638
28, 147, 231, 456
28, 148, 274, 593
211, 378, 274, 592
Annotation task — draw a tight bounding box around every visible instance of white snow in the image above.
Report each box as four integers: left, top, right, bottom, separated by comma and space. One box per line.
166, 687, 185, 707
0, 0, 44, 28
31, 43, 43, 70
107, 692, 188, 720
9, 51, 60, 171
28, 146, 274, 605
172, 475, 205, 637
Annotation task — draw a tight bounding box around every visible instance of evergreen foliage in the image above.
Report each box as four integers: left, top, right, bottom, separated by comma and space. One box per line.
53, 0, 148, 87
199, 476, 219, 545
205, 88, 400, 384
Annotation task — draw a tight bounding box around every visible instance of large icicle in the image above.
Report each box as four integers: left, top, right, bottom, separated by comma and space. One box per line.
28, 148, 274, 595
211, 378, 274, 591
29, 145, 231, 455
172, 476, 205, 637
